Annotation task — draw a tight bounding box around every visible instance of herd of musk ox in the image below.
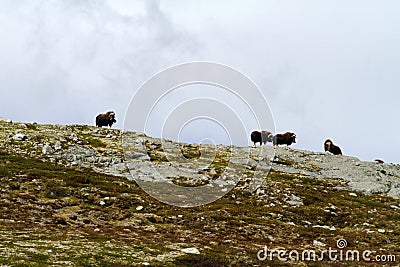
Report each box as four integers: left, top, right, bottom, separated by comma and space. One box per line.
95, 111, 383, 161
251, 130, 342, 155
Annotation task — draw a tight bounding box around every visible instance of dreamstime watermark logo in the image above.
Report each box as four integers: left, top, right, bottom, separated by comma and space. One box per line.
122, 62, 275, 207
257, 239, 396, 263
336, 238, 347, 249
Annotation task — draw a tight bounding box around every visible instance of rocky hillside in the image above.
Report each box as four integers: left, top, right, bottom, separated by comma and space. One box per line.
1, 120, 400, 266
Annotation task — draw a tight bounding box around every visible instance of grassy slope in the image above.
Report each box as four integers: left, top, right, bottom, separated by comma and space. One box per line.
1, 150, 400, 266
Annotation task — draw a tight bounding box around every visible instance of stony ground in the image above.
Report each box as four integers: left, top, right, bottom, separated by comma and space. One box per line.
1, 121, 400, 266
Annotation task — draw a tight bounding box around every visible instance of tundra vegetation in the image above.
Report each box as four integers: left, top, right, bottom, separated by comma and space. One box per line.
0, 121, 400, 266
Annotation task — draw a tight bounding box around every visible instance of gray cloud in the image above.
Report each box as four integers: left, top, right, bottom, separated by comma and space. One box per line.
1, 1, 399, 163
0, 0, 199, 125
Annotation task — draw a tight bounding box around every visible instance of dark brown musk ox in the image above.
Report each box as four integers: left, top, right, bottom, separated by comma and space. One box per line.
324, 139, 342, 155
250, 130, 273, 147
96, 111, 116, 128
273, 132, 296, 147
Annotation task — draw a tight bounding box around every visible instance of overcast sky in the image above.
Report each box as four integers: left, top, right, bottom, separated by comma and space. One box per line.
1, 0, 399, 163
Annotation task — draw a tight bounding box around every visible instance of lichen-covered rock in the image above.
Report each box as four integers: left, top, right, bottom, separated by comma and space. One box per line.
12, 133, 27, 141
54, 141, 62, 151
1, 121, 399, 200
42, 143, 54, 155
269, 147, 400, 198
0, 117, 12, 123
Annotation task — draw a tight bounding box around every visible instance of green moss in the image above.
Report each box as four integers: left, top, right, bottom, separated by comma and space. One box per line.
181, 144, 201, 159
195, 149, 231, 179
25, 123, 38, 130
302, 163, 323, 172
86, 137, 107, 148
172, 176, 208, 187
0, 167, 10, 177
273, 157, 295, 166
25, 251, 50, 264
144, 141, 169, 162
44, 179, 70, 198
65, 174, 91, 186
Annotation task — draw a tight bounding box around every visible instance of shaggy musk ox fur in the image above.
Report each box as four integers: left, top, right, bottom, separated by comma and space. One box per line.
273, 132, 296, 147
250, 130, 273, 146
261, 131, 274, 144
96, 111, 116, 128
324, 139, 342, 155
251, 131, 262, 146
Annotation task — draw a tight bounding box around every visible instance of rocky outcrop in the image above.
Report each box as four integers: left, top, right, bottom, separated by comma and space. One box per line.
0, 117, 12, 123
1, 121, 399, 199
270, 147, 400, 198
1, 120, 400, 266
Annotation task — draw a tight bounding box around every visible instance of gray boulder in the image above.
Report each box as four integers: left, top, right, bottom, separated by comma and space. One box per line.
42, 144, 54, 155
13, 133, 27, 141
54, 141, 62, 151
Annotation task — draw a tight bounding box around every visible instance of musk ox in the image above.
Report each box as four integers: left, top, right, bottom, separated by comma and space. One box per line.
261, 130, 274, 144
250, 130, 273, 147
96, 111, 116, 128
251, 131, 262, 147
375, 159, 384, 164
324, 139, 342, 155
273, 132, 296, 147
